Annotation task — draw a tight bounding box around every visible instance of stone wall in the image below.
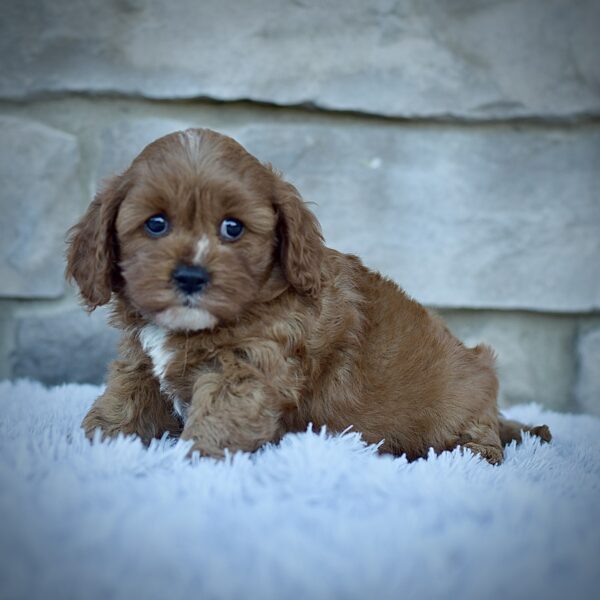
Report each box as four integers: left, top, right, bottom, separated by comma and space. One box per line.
1, 0, 599, 413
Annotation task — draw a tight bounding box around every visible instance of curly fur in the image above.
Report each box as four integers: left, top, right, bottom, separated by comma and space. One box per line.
66, 128, 551, 463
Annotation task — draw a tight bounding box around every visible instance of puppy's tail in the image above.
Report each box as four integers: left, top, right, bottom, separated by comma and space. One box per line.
498, 416, 552, 446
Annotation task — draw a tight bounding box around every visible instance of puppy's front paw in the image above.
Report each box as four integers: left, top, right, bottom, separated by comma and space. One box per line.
184, 441, 226, 460
181, 414, 268, 459
81, 409, 155, 445
180, 420, 228, 459
82, 410, 111, 441
462, 442, 504, 465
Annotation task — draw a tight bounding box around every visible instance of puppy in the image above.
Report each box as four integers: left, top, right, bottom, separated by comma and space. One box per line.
67, 128, 551, 464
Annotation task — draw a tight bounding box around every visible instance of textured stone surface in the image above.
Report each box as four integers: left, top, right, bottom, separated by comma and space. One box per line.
0, 116, 81, 298
0, 303, 15, 380
2, 0, 599, 119
441, 311, 576, 411
575, 328, 600, 416
96, 117, 188, 183
241, 123, 600, 311
7, 302, 580, 412
11, 306, 119, 385
97, 118, 600, 311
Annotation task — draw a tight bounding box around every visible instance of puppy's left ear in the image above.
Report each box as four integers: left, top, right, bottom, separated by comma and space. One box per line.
272, 176, 324, 297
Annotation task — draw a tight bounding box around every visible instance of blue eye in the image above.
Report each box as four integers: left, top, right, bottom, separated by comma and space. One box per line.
145, 214, 169, 237
219, 218, 244, 241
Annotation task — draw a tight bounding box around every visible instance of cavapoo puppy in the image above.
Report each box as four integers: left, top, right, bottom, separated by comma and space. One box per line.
67, 128, 551, 464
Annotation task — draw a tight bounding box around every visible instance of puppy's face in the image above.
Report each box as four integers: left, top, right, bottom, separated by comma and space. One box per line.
116, 132, 279, 330
66, 129, 323, 331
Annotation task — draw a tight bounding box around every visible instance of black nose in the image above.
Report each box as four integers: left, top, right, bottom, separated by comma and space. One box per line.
172, 264, 210, 295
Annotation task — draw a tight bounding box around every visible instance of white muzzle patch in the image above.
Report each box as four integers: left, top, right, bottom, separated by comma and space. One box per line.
155, 306, 218, 332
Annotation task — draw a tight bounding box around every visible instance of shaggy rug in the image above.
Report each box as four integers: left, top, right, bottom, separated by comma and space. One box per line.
0, 379, 598, 600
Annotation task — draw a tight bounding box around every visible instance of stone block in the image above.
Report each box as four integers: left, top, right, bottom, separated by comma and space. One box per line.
0, 303, 15, 380
1, 0, 599, 119
575, 327, 600, 416
8, 301, 579, 413
96, 117, 188, 183
0, 116, 81, 298
11, 307, 119, 385
236, 122, 600, 312
94, 118, 600, 312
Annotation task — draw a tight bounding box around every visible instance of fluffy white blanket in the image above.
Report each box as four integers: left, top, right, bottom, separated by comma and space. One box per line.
0, 379, 598, 600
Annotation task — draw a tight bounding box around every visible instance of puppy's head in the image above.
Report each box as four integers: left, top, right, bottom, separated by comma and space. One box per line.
66, 129, 323, 331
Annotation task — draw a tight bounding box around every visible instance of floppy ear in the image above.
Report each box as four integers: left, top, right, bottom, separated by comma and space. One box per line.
65, 176, 128, 310
273, 176, 324, 297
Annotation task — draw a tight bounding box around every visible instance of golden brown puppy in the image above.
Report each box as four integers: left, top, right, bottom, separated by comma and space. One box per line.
67, 128, 551, 464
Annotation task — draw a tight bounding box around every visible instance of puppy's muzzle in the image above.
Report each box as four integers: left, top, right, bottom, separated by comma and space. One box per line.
172, 264, 210, 295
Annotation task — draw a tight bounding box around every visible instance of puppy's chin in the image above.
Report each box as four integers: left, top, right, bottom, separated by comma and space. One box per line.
154, 306, 218, 332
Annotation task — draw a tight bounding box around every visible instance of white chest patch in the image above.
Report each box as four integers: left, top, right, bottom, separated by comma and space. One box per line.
139, 324, 190, 422
139, 324, 173, 382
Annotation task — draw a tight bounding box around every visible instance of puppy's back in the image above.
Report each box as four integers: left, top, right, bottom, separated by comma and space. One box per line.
317, 255, 500, 458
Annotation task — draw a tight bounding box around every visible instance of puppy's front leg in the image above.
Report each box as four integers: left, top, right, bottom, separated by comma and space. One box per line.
82, 355, 182, 444
181, 349, 299, 457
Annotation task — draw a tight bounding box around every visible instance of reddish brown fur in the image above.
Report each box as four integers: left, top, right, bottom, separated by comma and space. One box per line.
66, 128, 551, 464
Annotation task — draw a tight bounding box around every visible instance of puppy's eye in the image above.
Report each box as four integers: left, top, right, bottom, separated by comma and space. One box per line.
219, 218, 244, 241
144, 214, 170, 237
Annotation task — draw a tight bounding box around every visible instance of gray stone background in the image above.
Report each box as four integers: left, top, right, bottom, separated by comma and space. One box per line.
0, 0, 598, 414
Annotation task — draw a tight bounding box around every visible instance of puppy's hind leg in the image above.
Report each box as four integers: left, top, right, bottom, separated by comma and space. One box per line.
498, 416, 552, 446
458, 417, 505, 465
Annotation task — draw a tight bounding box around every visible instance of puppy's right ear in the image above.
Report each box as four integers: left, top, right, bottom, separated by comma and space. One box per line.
66, 176, 128, 310
272, 177, 324, 298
